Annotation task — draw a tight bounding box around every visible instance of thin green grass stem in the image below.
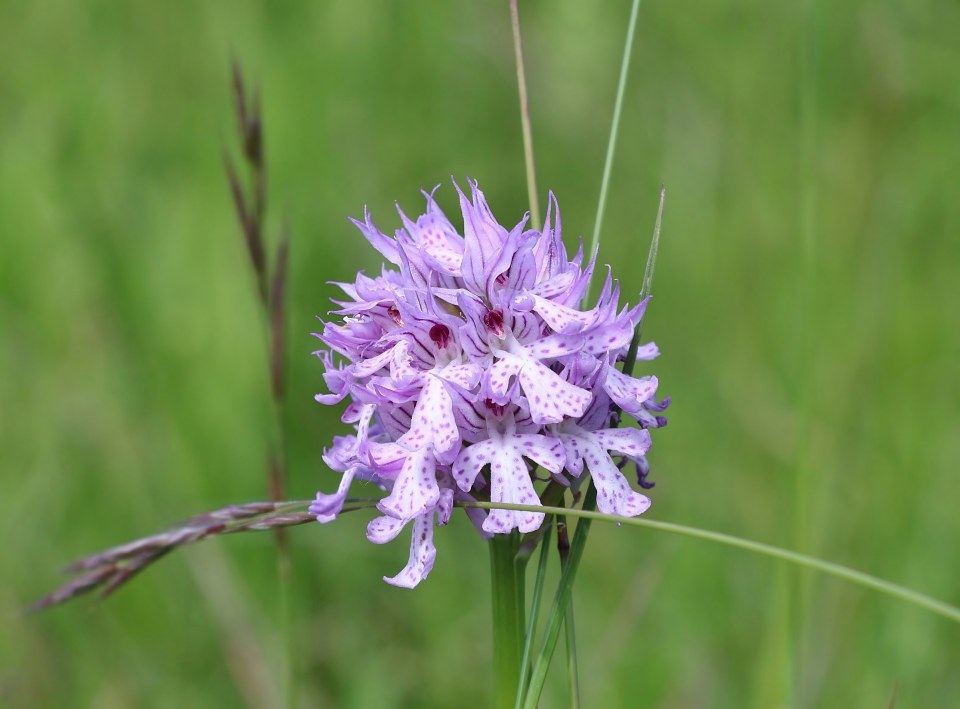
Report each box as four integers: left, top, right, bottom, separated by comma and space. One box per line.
518, 486, 597, 709
769, 2, 821, 705
521, 186, 663, 706
461, 500, 960, 626
509, 0, 541, 230
584, 0, 644, 306
515, 521, 554, 709
623, 186, 665, 378
563, 601, 580, 709
556, 506, 581, 709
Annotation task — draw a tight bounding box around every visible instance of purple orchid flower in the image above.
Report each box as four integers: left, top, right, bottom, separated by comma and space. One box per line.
311, 180, 668, 587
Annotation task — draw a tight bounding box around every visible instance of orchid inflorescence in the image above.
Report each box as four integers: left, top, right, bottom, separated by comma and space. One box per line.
310, 180, 669, 587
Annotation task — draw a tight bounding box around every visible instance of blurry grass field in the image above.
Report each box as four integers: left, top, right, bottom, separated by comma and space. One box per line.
2, 0, 959, 706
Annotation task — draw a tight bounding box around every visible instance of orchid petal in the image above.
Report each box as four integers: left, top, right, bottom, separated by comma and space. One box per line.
384, 512, 437, 588
593, 427, 652, 458
584, 441, 651, 518
377, 448, 439, 521
309, 467, 358, 523
520, 360, 592, 424
482, 444, 544, 534
366, 514, 407, 544
604, 368, 659, 415
452, 438, 498, 491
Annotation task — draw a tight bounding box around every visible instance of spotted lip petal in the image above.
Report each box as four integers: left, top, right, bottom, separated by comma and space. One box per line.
558, 423, 652, 518
603, 368, 659, 417
383, 511, 438, 588
398, 375, 461, 465
452, 414, 564, 534
376, 447, 440, 521
311, 181, 668, 586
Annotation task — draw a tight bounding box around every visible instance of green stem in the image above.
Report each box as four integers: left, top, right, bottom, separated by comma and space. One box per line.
491, 532, 527, 709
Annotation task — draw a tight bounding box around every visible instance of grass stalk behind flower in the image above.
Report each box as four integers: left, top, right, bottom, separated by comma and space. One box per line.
225, 61, 296, 707
515, 521, 554, 709
583, 0, 645, 308
509, 0, 649, 702
555, 507, 581, 709
523, 182, 664, 708
509, 0, 541, 231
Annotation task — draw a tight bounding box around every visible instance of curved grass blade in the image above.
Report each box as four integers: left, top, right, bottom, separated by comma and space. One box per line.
460, 500, 960, 626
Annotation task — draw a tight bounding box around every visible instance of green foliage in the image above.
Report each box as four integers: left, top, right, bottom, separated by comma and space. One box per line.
1, 0, 958, 706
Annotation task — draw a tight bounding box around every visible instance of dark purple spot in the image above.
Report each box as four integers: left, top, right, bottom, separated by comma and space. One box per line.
483, 309, 505, 336
388, 305, 402, 325
484, 399, 506, 417
430, 323, 451, 349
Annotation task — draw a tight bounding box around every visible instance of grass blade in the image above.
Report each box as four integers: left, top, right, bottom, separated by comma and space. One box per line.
556, 511, 581, 709
521, 182, 664, 706
584, 0, 645, 305
461, 500, 960, 626
515, 521, 554, 709
509, 0, 541, 230
519, 486, 596, 709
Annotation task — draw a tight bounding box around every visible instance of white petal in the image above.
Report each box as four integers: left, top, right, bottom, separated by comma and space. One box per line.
484, 355, 524, 403
558, 433, 585, 477
439, 363, 482, 389
584, 441, 651, 518
593, 427, 652, 458
482, 444, 544, 534
400, 376, 460, 463
384, 512, 438, 588
366, 514, 407, 544
436, 488, 455, 525
452, 439, 497, 491
309, 467, 357, 523
582, 320, 635, 356
377, 448, 439, 521
531, 295, 597, 334
633, 342, 660, 360
352, 347, 396, 378
520, 361, 592, 424
603, 368, 658, 416
524, 333, 584, 359
511, 434, 565, 475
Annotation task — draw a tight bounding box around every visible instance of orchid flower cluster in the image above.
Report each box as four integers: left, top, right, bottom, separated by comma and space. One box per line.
310, 181, 668, 587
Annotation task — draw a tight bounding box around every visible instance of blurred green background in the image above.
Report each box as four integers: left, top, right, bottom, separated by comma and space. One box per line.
2, 0, 958, 706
